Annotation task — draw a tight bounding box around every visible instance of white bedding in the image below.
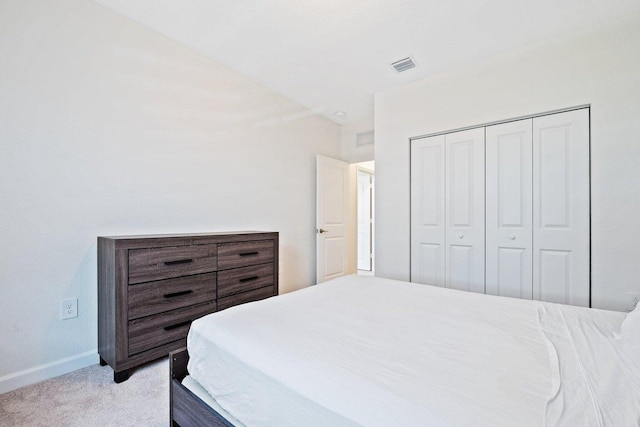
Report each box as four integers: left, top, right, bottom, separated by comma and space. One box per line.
187, 275, 636, 426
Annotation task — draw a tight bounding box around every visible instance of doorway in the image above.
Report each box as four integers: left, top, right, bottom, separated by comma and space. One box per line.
356, 162, 374, 274
316, 156, 375, 283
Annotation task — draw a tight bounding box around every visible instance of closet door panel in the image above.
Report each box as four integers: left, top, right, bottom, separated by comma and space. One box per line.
417, 244, 442, 286
538, 249, 571, 304
448, 245, 474, 292
445, 128, 485, 293
496, 248, 529, 298
533, 109, 590, 306
411, 135, 446, 286
485, 120, 533, 298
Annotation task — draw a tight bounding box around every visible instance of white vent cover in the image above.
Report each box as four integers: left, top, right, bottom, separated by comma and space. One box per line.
391, 56, 416, 73
356, 131, 375, 146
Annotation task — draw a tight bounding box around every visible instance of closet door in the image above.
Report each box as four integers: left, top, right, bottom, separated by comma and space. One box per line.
485, 120, 533, 298
533, 109, 590, 306
411, 129, 485, 292
445, 128, 485, 293
411, 135, 445, 286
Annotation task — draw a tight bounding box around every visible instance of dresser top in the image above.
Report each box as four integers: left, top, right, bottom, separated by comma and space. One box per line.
99, 231, 276, 240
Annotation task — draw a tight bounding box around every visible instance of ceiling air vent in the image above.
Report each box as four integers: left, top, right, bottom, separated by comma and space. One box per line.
356, 131, 375, 146
391, 56, 416, 73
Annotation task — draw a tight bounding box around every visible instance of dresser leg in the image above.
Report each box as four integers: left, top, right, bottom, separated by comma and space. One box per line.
114, 369, 130, 383
99, 357, 107, 366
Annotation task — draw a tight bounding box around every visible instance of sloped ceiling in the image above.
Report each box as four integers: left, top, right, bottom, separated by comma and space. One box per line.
92, 0, 640, 125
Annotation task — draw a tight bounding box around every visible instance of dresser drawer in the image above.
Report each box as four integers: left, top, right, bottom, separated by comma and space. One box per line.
128, 272, 216, 320
217, 264, 274, 299
129, 244, 217, 284
217, 240, 274, 270
128, 302, 216, 356
217, 285, 275, 311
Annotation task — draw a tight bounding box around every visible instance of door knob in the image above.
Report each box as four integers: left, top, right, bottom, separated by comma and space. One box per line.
317, 229, 328, 234
510, 235, 516, 240
458, 234, 464, 239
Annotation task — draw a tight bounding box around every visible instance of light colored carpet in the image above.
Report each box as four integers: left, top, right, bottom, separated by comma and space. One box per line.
0, 358, 168, 426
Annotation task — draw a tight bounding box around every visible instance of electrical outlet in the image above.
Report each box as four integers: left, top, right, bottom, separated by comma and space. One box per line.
61, 298, 78, 320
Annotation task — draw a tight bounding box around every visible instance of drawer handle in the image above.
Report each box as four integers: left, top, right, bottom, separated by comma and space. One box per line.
163, 290, 193, 299
164, 321, 191, 331
239, 251, 259, 257
239, 276, 259, 283
164, 259, 193, 266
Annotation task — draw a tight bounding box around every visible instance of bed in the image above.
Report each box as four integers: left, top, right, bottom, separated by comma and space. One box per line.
169, 275, 640, 426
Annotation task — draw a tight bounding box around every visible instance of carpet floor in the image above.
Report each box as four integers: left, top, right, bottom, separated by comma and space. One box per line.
0, 358, 168, 426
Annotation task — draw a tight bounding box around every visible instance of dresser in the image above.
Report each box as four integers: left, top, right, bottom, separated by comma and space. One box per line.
98, 231, 278, 383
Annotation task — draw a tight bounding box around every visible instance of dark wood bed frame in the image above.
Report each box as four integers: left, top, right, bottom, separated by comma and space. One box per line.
170, 347, 234, 427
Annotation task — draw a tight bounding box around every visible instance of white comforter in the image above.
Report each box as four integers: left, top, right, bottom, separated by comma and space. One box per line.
187, 275, 636, 426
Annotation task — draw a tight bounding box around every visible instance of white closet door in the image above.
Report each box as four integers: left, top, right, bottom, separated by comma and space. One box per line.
485, 120, 533, 298
533, 109, 590, 306
445, 128, 485, 293
411, 135, 446, 286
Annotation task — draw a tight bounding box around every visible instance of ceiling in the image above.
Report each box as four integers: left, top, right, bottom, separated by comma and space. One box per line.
92, 0, 640, 125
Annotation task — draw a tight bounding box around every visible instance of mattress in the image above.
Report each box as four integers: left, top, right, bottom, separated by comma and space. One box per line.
187, 275, 637, 426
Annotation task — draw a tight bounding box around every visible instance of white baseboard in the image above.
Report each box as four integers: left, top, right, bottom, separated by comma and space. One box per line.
0, 350, 99, 394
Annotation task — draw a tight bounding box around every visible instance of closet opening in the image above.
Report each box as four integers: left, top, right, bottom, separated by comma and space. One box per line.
409, 107, 590, 306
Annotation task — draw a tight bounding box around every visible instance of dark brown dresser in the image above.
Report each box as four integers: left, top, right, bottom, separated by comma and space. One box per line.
98, 231, 278, 383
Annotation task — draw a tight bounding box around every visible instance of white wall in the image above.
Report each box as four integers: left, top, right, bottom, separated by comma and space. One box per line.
375, 12, 640, 312
0, 0, 340, 391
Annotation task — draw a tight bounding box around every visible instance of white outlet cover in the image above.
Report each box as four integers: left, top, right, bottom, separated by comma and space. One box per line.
61, 298, 78, 320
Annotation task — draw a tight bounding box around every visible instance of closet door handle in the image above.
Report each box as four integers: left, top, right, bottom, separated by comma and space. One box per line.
458, 234, 464, 239
509, 235, 516, 240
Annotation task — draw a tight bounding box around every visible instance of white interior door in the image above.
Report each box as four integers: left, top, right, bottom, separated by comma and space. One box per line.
357, 169, 373, 271
316, 155, 349, 283
411, 135, 446, 286
445, 128, 485, 293
485, 119, 533, 299
533, 109, 590, 306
